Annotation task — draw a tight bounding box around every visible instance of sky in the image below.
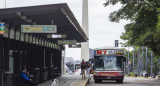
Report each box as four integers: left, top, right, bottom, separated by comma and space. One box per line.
0, 0, 130, 60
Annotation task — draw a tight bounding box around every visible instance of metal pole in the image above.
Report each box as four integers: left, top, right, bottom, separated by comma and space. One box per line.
151, 51, 153, 77
137, 48, 140, 76
145, 47, 147, 72
44, 49, 45, 67
133, 47, 134, 76
141, 46, 144, 74
128, 48, 129, 75
51, 54, 52, 66
124, 49, 127, 74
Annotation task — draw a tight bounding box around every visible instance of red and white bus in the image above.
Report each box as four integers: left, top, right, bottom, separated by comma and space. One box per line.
93, 48, 126, 83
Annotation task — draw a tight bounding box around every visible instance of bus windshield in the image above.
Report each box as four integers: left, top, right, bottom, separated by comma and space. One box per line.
94, 56, 123, 71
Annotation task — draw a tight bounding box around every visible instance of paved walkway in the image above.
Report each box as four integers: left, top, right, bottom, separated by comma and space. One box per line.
38, 75, 88, 86
70, 76, 88, 86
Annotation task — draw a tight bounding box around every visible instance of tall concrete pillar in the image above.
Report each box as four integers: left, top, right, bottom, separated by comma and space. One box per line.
81, 0, 89, 61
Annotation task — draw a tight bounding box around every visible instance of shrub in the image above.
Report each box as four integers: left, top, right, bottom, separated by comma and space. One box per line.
158, 75, 160, 80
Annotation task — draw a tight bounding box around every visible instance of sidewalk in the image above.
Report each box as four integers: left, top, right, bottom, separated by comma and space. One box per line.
38, 75, 89, 86
70, 76, 89, 86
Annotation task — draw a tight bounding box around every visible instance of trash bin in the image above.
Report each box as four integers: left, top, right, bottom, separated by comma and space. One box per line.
33, 68, 40, 84
48, 67, 54, 79
13, 75, 20, 86
3, 71, 13, 86
42, 67, 48, 81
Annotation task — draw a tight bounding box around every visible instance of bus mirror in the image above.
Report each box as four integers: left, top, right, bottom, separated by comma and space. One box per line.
123, 57, 126, 62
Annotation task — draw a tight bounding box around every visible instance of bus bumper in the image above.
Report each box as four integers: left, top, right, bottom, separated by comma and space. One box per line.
93, 76, 124, 80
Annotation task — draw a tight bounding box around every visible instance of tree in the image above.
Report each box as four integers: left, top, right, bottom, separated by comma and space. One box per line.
104, 0, 160, 56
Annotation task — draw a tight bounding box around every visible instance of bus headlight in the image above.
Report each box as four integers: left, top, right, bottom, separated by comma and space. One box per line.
118, 72, 124, 76
93, 72, 99, 75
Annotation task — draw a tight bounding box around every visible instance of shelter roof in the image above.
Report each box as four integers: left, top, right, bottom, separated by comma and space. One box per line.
0, 3, 88, 42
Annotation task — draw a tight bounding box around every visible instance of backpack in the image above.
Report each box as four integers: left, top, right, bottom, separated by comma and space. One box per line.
81, 62, 86, 69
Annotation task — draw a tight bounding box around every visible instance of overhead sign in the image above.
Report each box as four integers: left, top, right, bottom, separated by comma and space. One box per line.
115, 40, 119, 47
21, 25, 57, 33
57, 40, 76, 45
0, 22, 5, 35
69, 44, 81, 48
47, 34, 66, 38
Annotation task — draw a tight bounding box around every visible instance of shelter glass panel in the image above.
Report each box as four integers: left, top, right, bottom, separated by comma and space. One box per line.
39, 39, 41, 45
33, 37, 36, 44
10, 29, 14, 39
25, 34, 29, 42
36, 38, 38, 44
29, 35, 32, 43
21, 33, 24, 41
16, 31, 20, 40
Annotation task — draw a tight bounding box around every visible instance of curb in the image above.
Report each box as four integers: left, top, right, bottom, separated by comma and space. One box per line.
83, 79, 89, 86
127, 76, 157, 79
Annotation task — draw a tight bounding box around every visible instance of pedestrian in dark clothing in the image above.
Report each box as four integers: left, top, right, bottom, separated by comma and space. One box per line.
20, 67, 37, 86
81, 59, 86, 79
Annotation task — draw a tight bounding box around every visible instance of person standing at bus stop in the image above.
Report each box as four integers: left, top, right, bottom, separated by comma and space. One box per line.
81, 59, 86, 79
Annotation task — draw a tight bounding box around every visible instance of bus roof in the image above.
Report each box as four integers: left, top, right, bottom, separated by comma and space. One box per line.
94, 46, 122, 50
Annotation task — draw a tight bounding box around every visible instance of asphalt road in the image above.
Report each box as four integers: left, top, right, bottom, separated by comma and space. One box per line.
87, 77, 160, 86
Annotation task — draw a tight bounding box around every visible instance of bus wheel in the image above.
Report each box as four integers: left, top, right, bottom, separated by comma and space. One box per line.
94, 79, 101, 83
116, 79, 123, 83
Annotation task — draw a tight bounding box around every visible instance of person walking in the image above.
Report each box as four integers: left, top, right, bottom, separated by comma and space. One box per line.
86, 61, 91, 78
20, 67, 37, 86
81, 59, 86, 79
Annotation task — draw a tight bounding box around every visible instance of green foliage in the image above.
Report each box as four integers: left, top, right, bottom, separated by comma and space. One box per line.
129, 72, 134, 76
104, 0, 160, 56
158, 75, 160, 80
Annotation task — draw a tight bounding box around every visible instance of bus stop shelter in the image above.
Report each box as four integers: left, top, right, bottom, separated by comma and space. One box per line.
0, 3, 88, 86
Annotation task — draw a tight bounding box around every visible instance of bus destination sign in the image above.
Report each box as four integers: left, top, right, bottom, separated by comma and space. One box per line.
94, 49, 123, 55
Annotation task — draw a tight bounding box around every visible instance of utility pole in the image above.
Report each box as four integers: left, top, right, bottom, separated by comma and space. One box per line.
151, 51, 153, 77
133, 47, 135, 76
145, 47, 148, 72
